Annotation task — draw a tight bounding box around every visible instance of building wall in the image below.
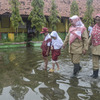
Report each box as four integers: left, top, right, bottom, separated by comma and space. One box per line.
0, 16, 69, 33
56, 22, 65, 33
0, 16, 27, 33
46, 18, 68, 33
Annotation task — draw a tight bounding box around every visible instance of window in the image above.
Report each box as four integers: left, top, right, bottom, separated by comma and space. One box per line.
1, 16, 10, 28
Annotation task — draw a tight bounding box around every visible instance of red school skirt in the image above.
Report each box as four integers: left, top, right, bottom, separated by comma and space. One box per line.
52, 49, 61, 61
42, 50, 50, 57
42, 51, 48, 57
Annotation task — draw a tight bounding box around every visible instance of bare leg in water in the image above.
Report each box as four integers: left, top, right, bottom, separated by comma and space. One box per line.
52, 62, 55, 70
55, 62, 60, 70
43, 57, 48, 70
52, 61, 59, 70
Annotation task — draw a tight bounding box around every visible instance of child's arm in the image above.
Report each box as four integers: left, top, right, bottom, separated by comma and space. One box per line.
63, 32, 70, 48
88, 35, 92, 45
82, 30, 88, 54
51, 46, 53, 50
46, 41, 51, 56
46, 46, 50, 56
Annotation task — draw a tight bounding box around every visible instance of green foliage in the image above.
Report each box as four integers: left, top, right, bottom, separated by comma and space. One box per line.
0, 33, 27, 43
32, 34, 44, 41
70, 0, 79, 16
32, 33, 66, 41
28, 0, 46, 31
9, 0, 24, 33
14, 33, 27, 42
83, 0, 94, 28
57, 33, 66, 40
49, 0, 60, 30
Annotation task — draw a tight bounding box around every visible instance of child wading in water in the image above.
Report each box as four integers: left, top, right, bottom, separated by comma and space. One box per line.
40, 27, 51, 70
49, 31, 63, 72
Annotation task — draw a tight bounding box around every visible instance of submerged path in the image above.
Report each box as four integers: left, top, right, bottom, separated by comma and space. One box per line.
0, 47, 100, 100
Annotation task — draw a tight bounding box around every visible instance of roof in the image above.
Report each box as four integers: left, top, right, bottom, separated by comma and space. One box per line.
0, 0, 100, 18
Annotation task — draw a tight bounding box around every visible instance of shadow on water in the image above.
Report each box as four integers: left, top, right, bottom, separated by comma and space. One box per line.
0, 47, 100, 100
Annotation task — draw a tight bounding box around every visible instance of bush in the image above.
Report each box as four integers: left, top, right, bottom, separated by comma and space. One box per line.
32, 32, 66, 41
14, 33, 27, 42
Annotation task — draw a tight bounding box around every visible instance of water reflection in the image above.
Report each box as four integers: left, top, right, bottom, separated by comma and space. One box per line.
39, 72, 65, 100
0, 47, 100, 100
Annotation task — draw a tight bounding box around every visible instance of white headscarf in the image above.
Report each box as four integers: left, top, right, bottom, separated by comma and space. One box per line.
69, 15, 86, 44
69, 15, 85, 27
51, 31, 63, 49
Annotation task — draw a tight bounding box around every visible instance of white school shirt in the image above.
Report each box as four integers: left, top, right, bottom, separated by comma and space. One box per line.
51, 31, 63, 49
44, 34, 51, 46
88, 26, 93, 37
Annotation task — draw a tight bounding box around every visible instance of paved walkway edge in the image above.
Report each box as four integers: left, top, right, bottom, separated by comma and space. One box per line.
0, 41, 42, 49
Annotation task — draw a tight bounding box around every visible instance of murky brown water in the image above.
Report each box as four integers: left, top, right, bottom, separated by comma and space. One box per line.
0, 47, 100, 100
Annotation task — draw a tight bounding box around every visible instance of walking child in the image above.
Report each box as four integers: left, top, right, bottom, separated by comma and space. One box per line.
49, 31, 63, 72
40, 27, 51, 70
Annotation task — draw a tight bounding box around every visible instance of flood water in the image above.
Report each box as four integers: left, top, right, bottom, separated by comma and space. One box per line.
0, 47, 100, 100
